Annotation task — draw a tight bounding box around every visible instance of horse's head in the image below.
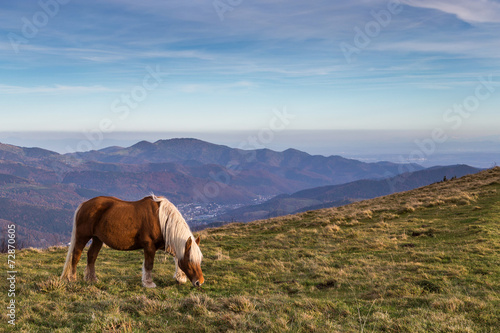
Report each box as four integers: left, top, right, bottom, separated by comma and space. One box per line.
178, 236, 204, 287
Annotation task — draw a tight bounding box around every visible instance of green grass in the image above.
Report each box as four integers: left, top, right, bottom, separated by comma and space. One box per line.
1, 168, 499, 332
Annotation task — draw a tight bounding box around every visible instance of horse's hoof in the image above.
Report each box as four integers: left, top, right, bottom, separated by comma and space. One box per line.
143, 281, 157, 288
84, 274, 98, 283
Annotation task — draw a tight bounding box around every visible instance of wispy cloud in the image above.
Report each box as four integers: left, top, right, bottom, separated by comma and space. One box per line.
0, 84, 117, 95
373, 39, 500, 59
402, 0, 500, 23
1, 41, 214, 63
0, 1, 499, 135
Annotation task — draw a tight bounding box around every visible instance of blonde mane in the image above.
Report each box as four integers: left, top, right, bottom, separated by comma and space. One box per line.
150, 194, 203, 264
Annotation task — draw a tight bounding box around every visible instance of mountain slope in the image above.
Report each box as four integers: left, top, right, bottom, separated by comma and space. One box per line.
2, 167, 499, 332
218, 164, 481, 222
0, 143, 59, 163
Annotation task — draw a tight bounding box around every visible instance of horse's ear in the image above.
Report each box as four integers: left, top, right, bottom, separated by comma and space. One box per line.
185, 237, 193, 252
195, 236, 201, 245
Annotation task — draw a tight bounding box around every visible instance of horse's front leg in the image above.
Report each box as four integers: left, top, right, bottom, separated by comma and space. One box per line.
142, 245, 157, 288
173, 257, 187, 284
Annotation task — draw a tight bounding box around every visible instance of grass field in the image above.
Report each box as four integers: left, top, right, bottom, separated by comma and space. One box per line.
1, 168, 499, 332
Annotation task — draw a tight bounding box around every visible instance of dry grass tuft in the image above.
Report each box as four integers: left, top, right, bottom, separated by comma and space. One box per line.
325, 224, 341, 233
181, 294, 218, 316
37, 277, 66, 293
373, 221, 388, 229
215, 247, 230, 260
347, 219, 361, 226
225, 296, 256, 313
398, 206, 416, 214
23, 247, 44, 253
358, 209, 373, 220
274, 233, 287, 241
425, 199, 445, 207
132, 295, 171, 315
380, 212, 399, 220
431, 297, 465, 313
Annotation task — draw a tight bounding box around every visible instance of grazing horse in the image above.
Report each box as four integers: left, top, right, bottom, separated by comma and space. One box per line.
60, 195, 204, 288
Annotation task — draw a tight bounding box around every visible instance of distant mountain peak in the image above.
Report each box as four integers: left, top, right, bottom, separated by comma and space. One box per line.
283, 148, 309, 155
98, 146, 124, 154
156, 138, 206, 144
154, 138, 227, 149
130, 140, 156, 150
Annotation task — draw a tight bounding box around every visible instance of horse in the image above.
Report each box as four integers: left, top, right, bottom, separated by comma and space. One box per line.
60, 194, 204, 288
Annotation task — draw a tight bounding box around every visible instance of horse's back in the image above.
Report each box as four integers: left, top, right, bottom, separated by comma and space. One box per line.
77, 196, 123, 225
79, 196, 154, 218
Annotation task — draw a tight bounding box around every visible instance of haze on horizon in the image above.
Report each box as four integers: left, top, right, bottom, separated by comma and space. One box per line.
0, 1, 499, 165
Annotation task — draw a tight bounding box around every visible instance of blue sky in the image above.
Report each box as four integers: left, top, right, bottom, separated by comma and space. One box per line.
0, 0, 499, 157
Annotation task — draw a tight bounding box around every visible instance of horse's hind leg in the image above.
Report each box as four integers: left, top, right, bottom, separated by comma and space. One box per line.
85, 237, 103, 282
142, 244, 157, 288
70, 235, 91, 281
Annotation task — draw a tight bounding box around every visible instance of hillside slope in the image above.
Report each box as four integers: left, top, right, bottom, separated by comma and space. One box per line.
217, 164, 481, 222
1, 167, 499, 332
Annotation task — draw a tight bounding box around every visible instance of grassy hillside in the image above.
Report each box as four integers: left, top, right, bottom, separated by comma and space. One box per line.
1, 168, 499, 332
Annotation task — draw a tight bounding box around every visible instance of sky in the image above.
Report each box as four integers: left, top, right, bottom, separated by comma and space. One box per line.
0, 0, 499, 163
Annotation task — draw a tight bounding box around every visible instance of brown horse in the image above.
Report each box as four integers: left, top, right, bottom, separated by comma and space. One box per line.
60, 195, 204, 287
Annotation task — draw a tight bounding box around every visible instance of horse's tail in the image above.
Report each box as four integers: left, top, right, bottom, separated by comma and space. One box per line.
61, 204, 81, 280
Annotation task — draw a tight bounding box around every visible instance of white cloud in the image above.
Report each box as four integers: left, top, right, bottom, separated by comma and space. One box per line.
0, 84, 117, 95
402, 0, 500, 23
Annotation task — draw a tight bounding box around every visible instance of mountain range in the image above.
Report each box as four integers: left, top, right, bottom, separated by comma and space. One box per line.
0, 138, 423, 204
0, 138, 480, 247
